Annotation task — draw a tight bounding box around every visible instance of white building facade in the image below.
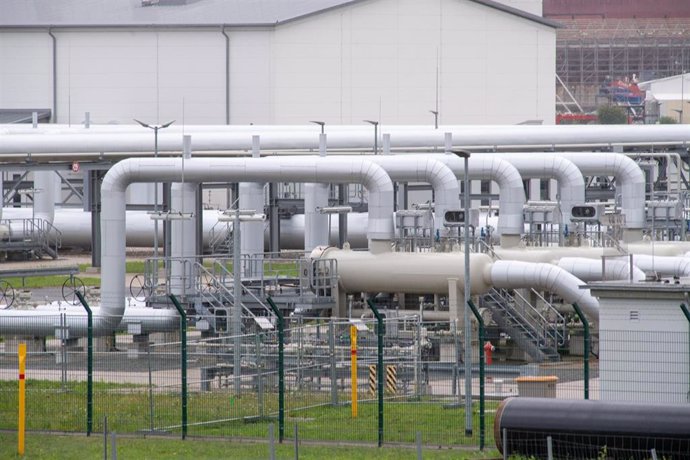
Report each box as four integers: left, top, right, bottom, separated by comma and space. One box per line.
0, 0, 557, 126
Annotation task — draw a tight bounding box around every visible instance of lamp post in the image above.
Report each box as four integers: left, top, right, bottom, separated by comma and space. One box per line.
430, 110, 439, 129
134, 119, 175, 259
451, 149, 473, 437
310, 120, 325, 134
364, 120, 379, 154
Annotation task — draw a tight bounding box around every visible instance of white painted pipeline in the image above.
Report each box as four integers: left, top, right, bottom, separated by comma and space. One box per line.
625, 241, 690, 257
5, 124, 690, 155
365, 155, 460, 235
33, 170, 57, 224
100, 156, 394, 331
3, 124, 690, 148
557, 257, 645, 282
555, 153, 646, 234
490, 154, 584, 226
314, 246, 600, 320
427, 153, 526, 244
488, 260, 599, 320
494, 246, 621, 263
0, 305, 179, 337
312, 246, 494, 295
304, 135, 330, 251
631, 254, 690, 278
241, 136, 266, 262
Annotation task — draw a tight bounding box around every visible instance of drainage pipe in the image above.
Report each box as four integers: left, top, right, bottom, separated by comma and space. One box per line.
100, 156, 394, 330
495, 397, 690, 459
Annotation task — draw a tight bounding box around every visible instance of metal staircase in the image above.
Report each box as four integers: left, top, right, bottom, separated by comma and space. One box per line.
477, 240, 566, 362
0, 218, 62, 259
481, 287, 564, 362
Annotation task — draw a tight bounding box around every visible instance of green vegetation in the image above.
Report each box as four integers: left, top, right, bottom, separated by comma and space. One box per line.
0, 380, 497, 449
596, 105, 628, 124
0, 432, 497, 460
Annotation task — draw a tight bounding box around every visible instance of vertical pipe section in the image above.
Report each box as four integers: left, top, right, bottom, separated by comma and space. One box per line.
240, 136, 264, 275
367, 299, 384, 447
76, 291, 93, 436
304, 134, 330, 251
467, 299, 485, 450
572, 303, 590, 400
168, 294, 188, 439
48, 28, 57, 123
266, 297, 284, 442
170, 136, 196, 298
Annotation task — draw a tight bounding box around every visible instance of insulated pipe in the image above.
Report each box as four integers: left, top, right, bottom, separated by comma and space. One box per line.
491, 154, 584, 226
312, 246, 494, 295
32, 170, 56, 224
488, 260, 599, 320
631, 254, 690, 278
304, 135, 330, 251
240, 136, 266, 271
0, 306, 179, 337
3, 124, 690, 148
101, 156, 394, 330
5, 125, 690, 154
495, 397, 690, 459
427, 153, 526, 246
557, 257, 645, 282
365, 155, 460, 235
169, 137, 196, 297
555, 152, 646, 237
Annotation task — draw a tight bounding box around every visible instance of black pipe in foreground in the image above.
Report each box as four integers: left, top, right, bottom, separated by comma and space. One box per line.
495, 397, 690, 459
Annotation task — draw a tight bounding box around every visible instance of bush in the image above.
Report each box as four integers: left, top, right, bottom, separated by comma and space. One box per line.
597, 106, 628, 124
659, 115, 677, 124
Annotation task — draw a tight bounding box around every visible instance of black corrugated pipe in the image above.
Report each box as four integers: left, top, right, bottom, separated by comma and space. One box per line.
495, 397, 690, 459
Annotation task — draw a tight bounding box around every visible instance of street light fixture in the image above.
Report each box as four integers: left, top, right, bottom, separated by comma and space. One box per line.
310, 120, 325, 134
450, 148, 473, 436
135, 119, 175, 259
363, 120, 379, 154
430, 110, 439, 129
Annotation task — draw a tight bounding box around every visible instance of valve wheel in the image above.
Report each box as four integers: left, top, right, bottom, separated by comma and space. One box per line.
129, 274, 153, 299
62, 277, 86, 304
0, 280, 15, 309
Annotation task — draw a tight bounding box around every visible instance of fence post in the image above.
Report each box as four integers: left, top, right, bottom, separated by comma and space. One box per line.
467, 299, 485, 451
168, 294, 188, 439
329, 319, 338, 406
572, 303, 589, 400
75, 291, 93, 436
266, 297, 284, 442
680, 303, 690, 398
366, 299, 384, 447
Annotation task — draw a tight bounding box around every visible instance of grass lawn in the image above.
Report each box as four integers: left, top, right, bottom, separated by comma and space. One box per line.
0, 431, 499, 460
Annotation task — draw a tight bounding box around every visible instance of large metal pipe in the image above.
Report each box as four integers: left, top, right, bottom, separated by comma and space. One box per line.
491, 154, 584, 227
3, 124, 690, 148
495, 397, 690, 459
631, 254, 690, 278
428, 153, 526, 246
4, 125, 690, 154
557, 257, 645, 282
489, 260, 599, 320
555, 152, 646, 237
304, 135, 330, 251
100, 156, 394, 331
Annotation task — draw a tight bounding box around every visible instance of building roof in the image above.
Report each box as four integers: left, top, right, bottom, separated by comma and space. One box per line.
0, 0, 559, 28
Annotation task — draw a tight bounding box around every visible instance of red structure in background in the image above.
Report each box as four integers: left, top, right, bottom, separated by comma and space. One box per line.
544, 0, 690, 19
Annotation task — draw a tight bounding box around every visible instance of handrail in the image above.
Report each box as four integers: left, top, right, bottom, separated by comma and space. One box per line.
207, 261, 275, 319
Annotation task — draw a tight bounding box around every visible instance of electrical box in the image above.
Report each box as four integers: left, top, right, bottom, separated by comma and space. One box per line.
570, 204, 606, 222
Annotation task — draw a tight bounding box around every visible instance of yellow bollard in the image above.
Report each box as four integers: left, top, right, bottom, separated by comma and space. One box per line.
350, 325, 357, 418
18, 342, 26, 456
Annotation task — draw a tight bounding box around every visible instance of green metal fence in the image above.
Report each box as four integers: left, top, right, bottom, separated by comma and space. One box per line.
1, 303, 688, 451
